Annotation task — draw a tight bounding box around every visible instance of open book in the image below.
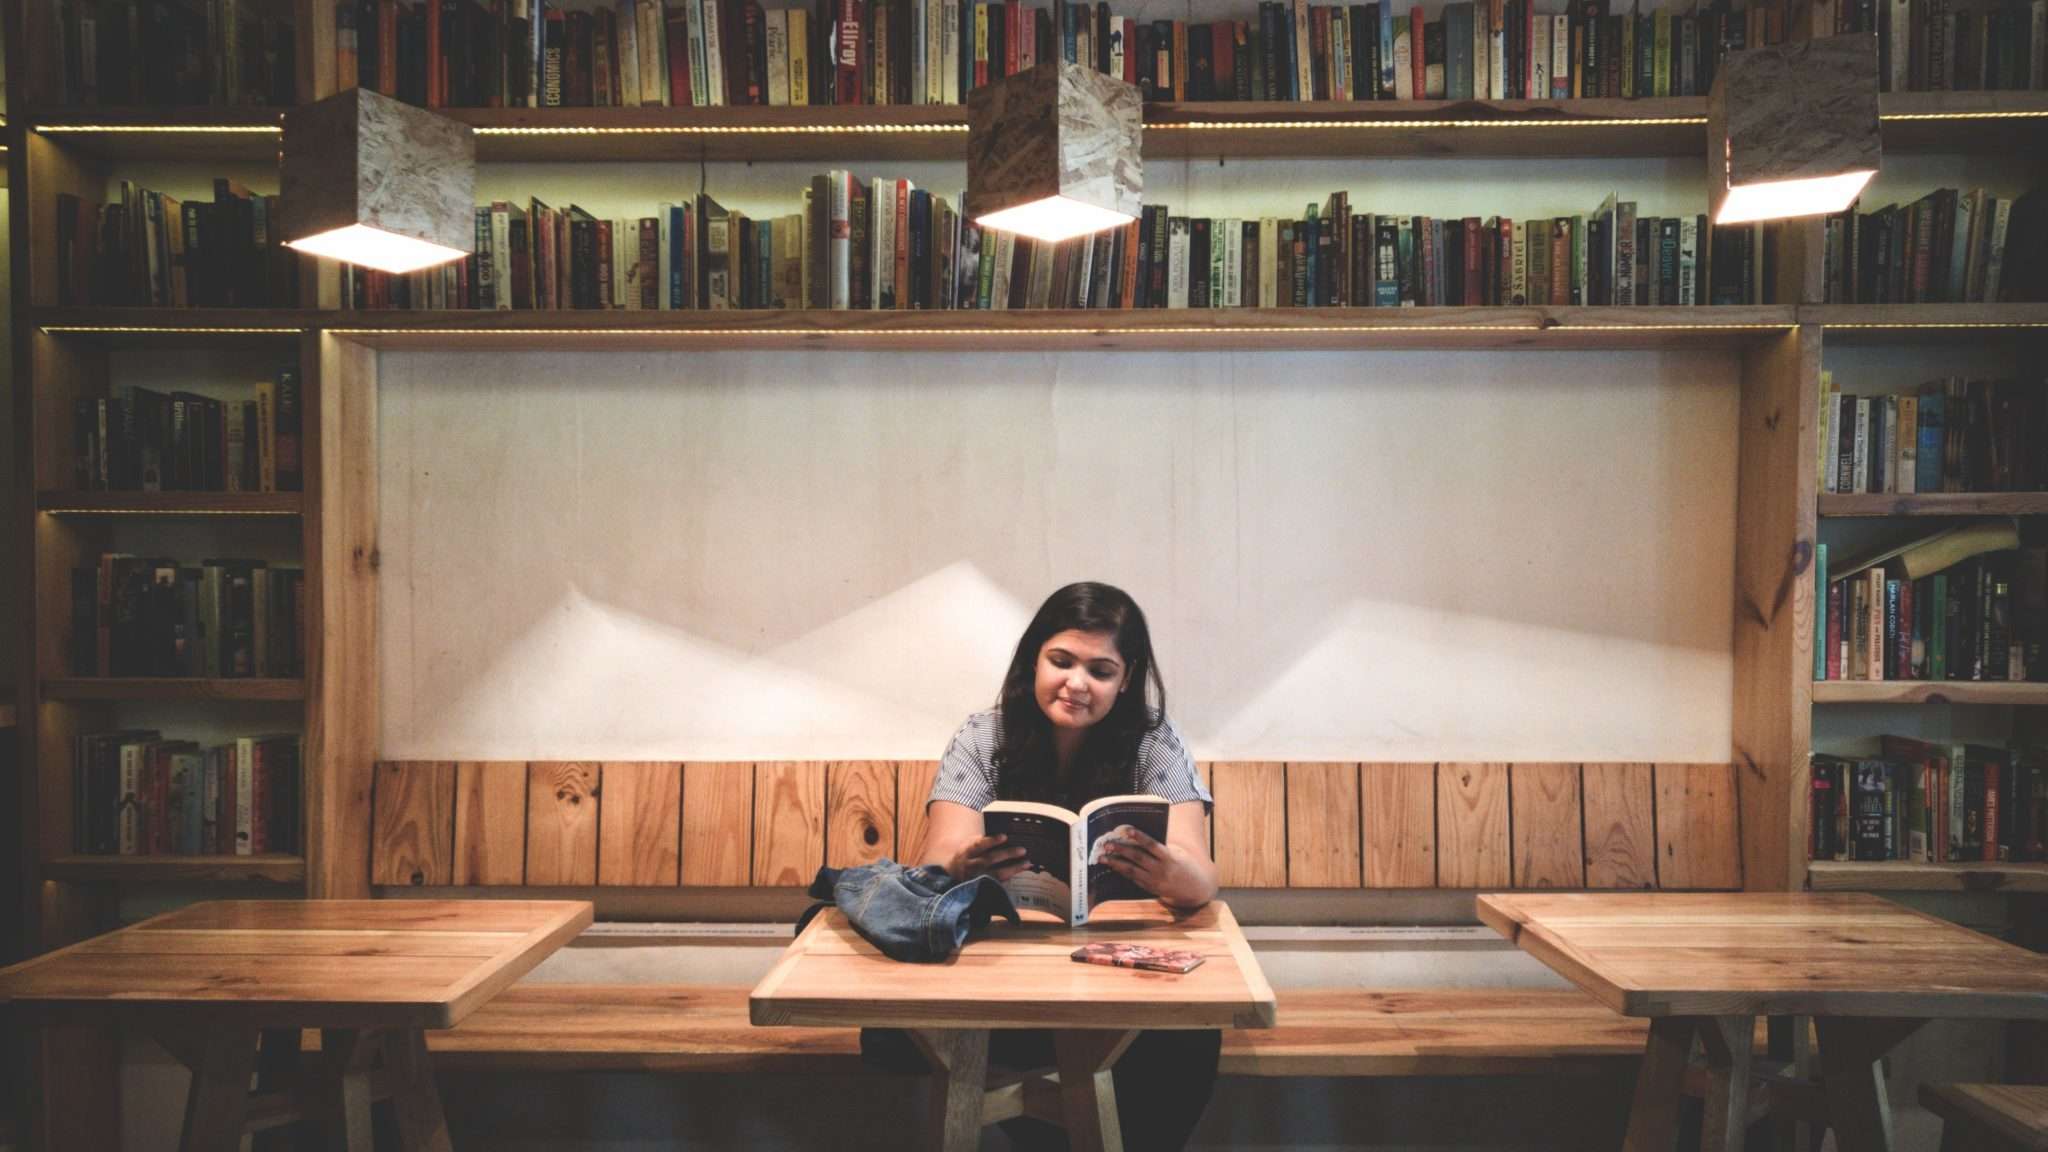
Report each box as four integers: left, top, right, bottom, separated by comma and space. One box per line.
980, 794, 1170, 926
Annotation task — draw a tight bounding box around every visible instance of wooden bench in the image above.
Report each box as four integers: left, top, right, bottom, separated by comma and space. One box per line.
414, 984, 1656, 1079
1921, 1083, 2048, 1152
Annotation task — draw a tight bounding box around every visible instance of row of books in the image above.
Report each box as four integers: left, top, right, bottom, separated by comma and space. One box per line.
1815, 527, 2044, 681
68, 555, 306, 680
1822, 188, 2048, 305
46, 0, 298, 106
71, 374, 304, 494
56, 181, 300, 309
72, 731, 301, 857
340, 182, 1778, 310
1820, 378, 2048, 495
1810, 739, 2045, 862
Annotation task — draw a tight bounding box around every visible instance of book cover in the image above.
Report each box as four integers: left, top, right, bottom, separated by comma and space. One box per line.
980, 794, 1170, 925
1072, 942, 1206, 974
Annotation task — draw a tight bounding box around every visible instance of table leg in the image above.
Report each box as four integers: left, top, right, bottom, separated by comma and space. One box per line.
1622, 1016, 1696, 1152
907, 1028, 991, 1152
319, 1028, 378, 1152
1696, 1015, 1756, 1152
1053, 1030, 1138, 1152
384, 1029, 454, 1152
1815, 1017, 1924, 1152
179, 1026, 259, 1152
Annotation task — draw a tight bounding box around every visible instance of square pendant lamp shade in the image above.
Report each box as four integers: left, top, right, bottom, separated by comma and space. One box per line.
1708, 33, 1880, 226
282, 87, 477, 275
966, 58, 1144, 244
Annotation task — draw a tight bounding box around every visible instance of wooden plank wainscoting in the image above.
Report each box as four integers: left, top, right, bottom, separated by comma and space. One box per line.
371, 761, 1741, 890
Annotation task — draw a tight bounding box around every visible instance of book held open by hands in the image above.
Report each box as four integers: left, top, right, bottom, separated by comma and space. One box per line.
979, 794, 1170, 925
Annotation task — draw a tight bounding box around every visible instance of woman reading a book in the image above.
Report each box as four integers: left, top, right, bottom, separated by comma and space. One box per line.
872, 581, 1220, 1151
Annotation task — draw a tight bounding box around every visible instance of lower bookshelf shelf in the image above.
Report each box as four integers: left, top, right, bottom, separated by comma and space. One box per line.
1811, 681, 2048, 706
42, 678, 308, 702
43, 855, 306, 885
1807, 860, 2048, 894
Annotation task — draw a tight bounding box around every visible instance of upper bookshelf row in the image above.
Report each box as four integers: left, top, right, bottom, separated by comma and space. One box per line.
22, 90, 2048, 162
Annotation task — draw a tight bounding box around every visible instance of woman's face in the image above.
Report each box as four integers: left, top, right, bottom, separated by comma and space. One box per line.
1035, 629, 1129, 732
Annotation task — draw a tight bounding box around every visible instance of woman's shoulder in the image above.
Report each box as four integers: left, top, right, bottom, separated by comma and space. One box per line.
943, 710, 1003, 757
1136, 712, 1191, 757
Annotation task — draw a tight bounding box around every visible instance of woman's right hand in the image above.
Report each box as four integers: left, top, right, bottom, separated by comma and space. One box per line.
949, 834, 1029, 882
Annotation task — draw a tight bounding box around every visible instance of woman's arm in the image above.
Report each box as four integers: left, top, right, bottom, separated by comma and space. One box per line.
1099, 801, 1219, 911
920, 800, 1029, 882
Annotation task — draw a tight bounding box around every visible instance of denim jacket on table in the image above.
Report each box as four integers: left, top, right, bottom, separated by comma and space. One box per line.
796, 858, 1019, 963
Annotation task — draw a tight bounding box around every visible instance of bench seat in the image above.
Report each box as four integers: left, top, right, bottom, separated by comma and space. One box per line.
412, 985, 1657, 1079
1920, 1083, 2048, 1152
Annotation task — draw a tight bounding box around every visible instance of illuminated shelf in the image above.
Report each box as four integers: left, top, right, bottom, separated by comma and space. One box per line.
43, 854, 306, 884
33, 308, 312, 348
42, 678, 307, 702
37, 491, 303, 516
1811, 681, 2048, 706
35, 304, 1799, 349
1807, 860, 2048, 893
1818, 493, 2048, 518
25, 90, 2046, 162
1807, 302, 2048, 343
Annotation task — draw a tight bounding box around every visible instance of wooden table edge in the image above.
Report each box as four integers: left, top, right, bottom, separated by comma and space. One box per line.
1215, 902, 1278, 1029
1474, 894, 1639, 1018
749, 906, 838, 1025
439, 900, 595, 1029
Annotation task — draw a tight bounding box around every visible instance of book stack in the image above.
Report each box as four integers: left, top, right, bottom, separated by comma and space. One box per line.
55, 180, 300, 308
1814, 521, 2045, 682
1810, 739, 2046, 863
324, 0, 1819, 110
342, 179, 1775, 309
1820, 377, 2048, 496
72, 373, 303, 494
72, 731, 302, 857
47, 0, 299, 105
1823, 188, 2046, 305
69, 555, 306, 680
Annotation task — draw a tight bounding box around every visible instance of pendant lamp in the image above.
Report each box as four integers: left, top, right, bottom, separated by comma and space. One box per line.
1708, 33, 1880, 226
966, 56, 1144, 244
282, 87, 477, 275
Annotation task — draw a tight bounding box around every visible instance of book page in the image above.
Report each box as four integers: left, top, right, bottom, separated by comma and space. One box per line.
981, 803, 1076, 919
1079, 796, 1171, 906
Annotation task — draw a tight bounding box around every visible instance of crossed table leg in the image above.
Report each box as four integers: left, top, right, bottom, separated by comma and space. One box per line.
911, 1027, 1140, 1152
155, 1023, 455, 1152
1622, 1014, 1925, 1152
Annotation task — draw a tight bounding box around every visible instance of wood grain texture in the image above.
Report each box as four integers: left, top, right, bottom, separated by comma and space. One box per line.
1511, 763, 1585, 889
0, 900, 593, 1029
1656, 763, 1743, 891
1477, 892, 2048, 1020
307, 332, 379, 899
1806, 861, 2048, 894
750, 900, 1276, 1030
1285, 763, 1361, 888
1582, 763, 1658, 890
681, 762, 754, 886
1208, 762, 1287, 888
752, 761, 827, 887
1437, 764, 1511, 889
1811, 681, 2048, 707
824, 761, 896, 869
370, 762, 455, 887
1730, 324, 1818, 893
1919, 1083, 2048, 1150
452, 762, 527, 886
1362, 764, 1436, 888
895, 761, 942, 864
596, 763, 681, 887
524, 762, 599, 886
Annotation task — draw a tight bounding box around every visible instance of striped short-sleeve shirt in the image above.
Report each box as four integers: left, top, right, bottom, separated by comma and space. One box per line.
929, 710, 1213, 812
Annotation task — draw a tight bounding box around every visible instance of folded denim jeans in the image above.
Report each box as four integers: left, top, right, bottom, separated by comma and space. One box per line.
798, 858, 1019, 963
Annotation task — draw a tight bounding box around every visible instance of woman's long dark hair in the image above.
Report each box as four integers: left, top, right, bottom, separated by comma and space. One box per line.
992, 582, 1167, 804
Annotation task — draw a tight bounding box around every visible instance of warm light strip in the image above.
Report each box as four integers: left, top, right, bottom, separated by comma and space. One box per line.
40, 507, 300, 516
37, 123, 281, 133
326, 322, 1793, 336
41, 325, 306, 335
1820, 321, 2048, 329
1879, 110, 2048, 121
472, 124, 966, 135
1153, 116, 1708, 130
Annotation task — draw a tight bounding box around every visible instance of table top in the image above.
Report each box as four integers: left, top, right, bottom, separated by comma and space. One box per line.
750, 899, 1277, 1031
1478, 891, 2048, 1020
0, 899, 593, 1029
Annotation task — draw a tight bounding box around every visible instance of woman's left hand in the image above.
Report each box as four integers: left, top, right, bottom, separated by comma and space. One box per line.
1098, 827, 1215, 910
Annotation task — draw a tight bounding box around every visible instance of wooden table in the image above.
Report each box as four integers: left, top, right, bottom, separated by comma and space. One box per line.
1478, 892, 2048, 1152
0, 898, 592, 1152
750, 899, 1276, 1152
